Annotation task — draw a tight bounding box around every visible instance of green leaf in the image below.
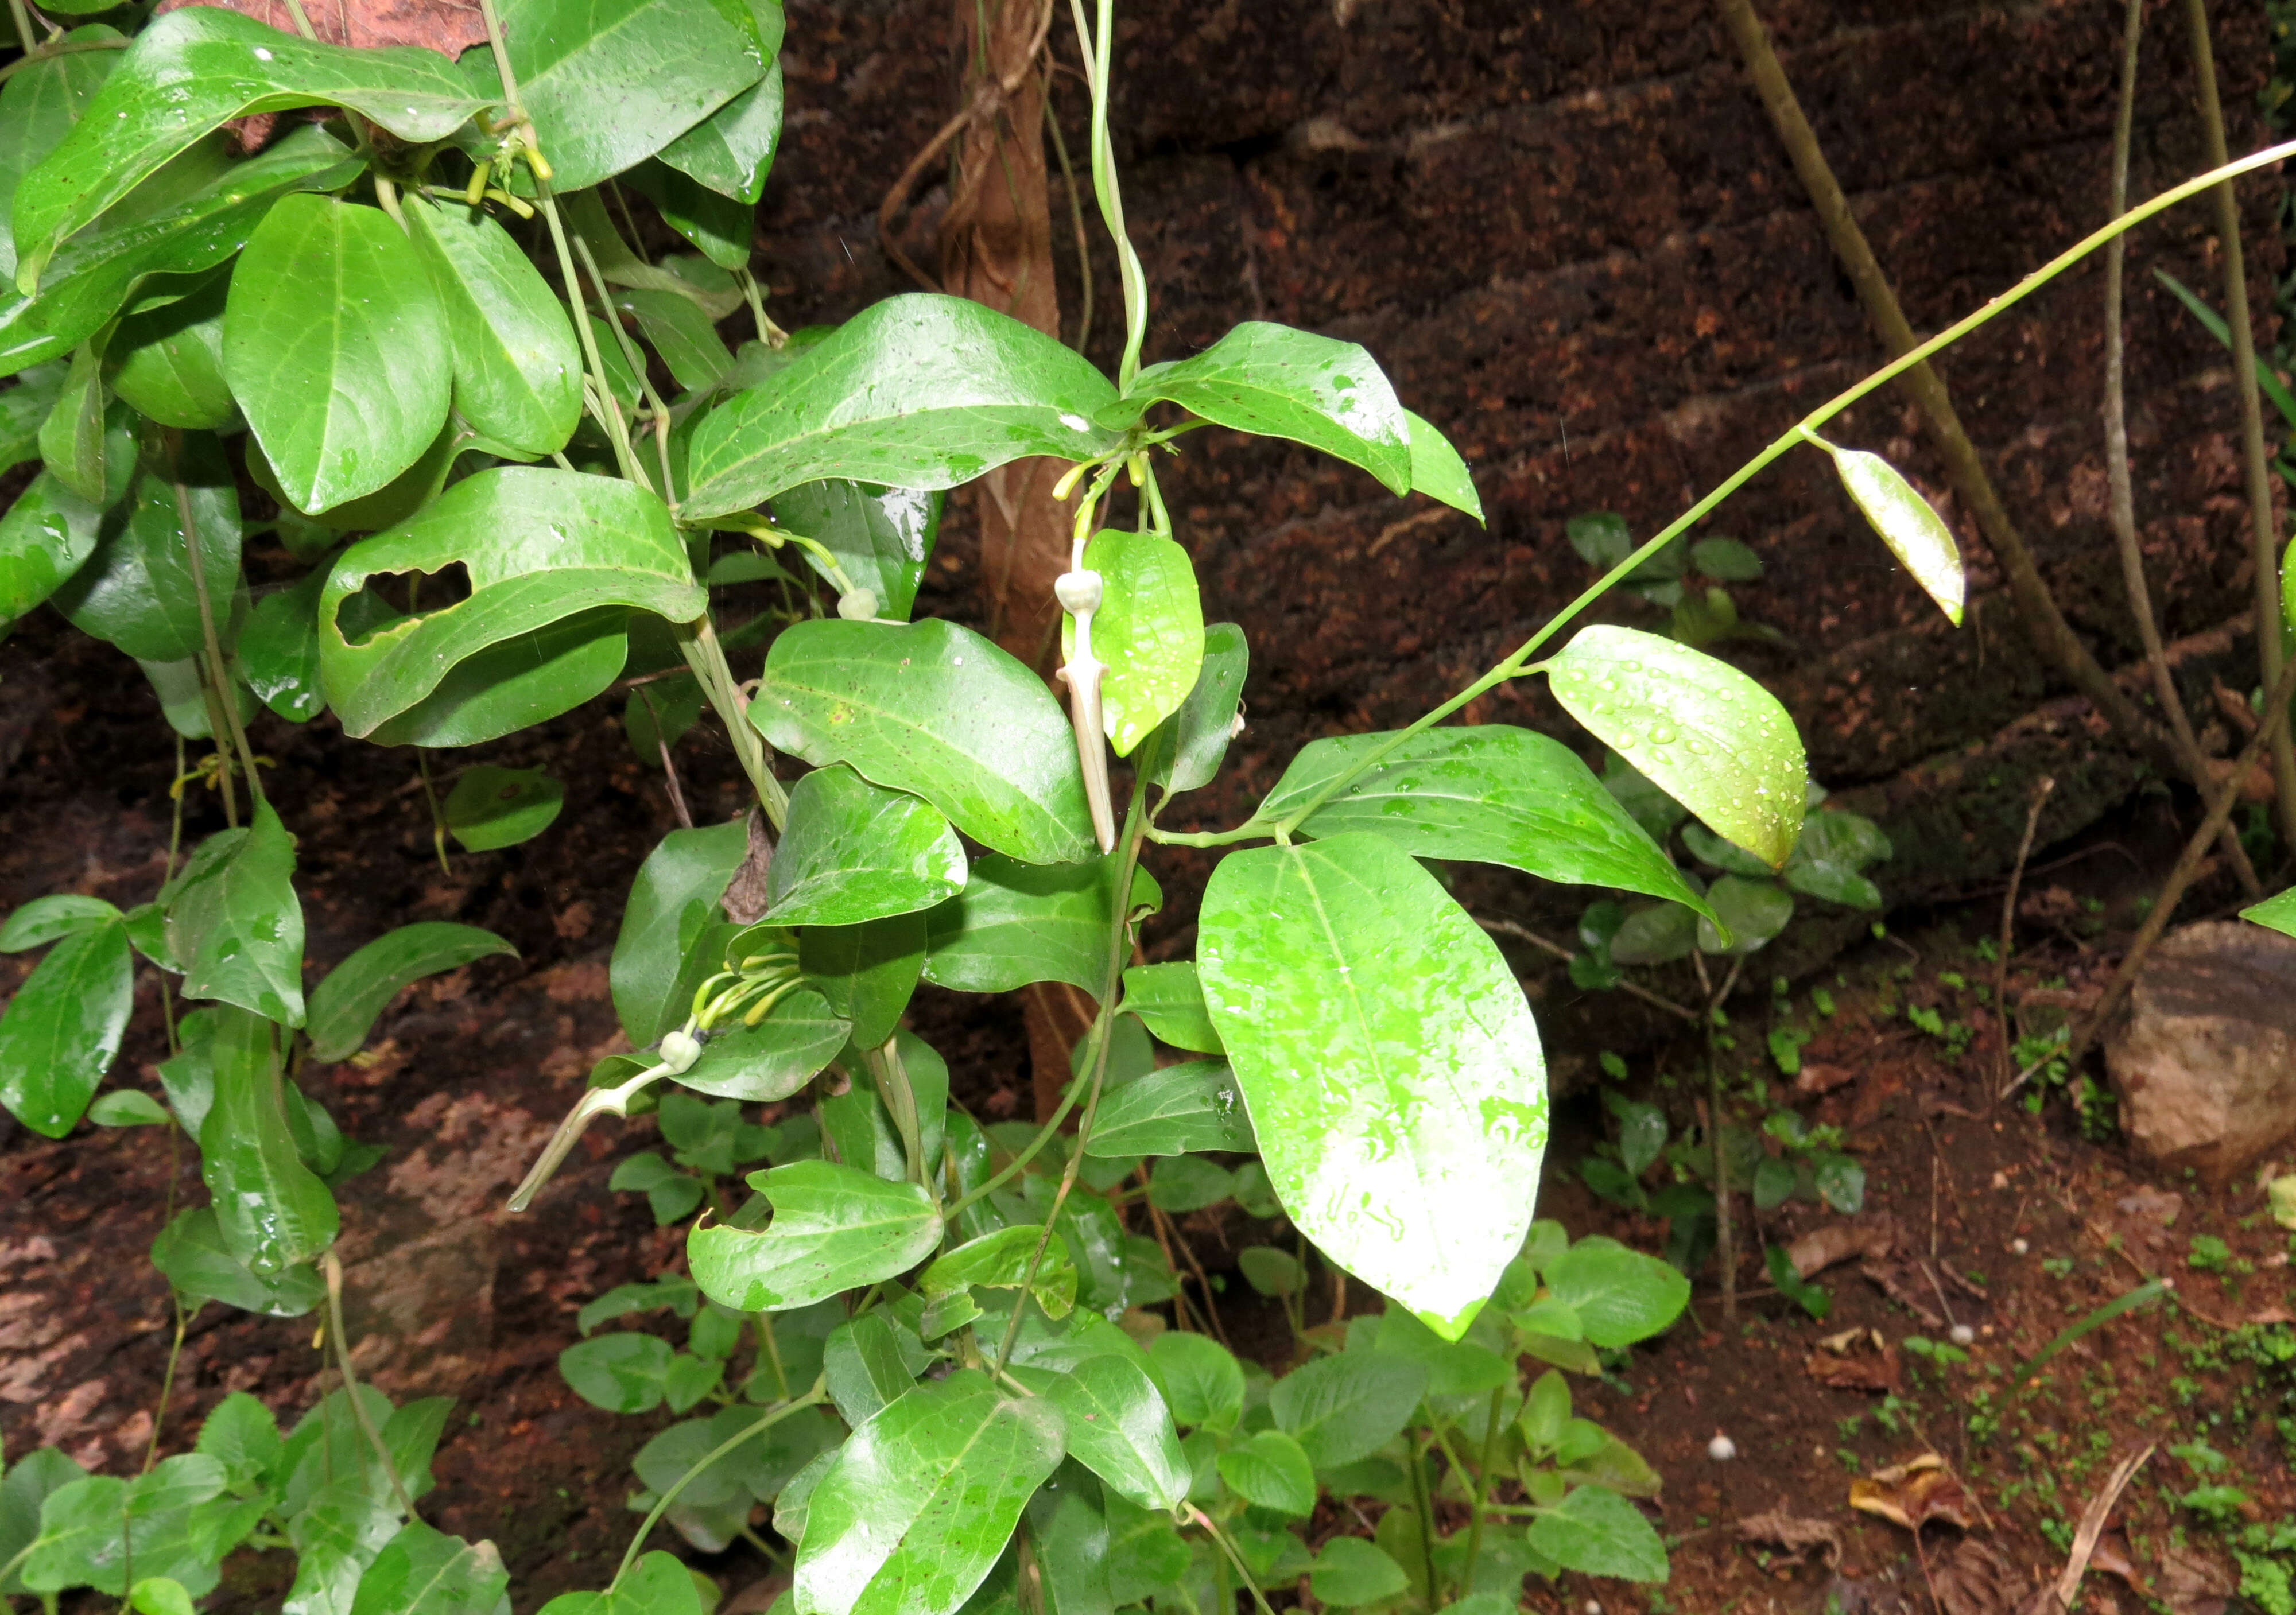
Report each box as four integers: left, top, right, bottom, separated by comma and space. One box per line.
1697, 875, 1794, 956
2243, 887, 2296, 937
0, 915, 130, 1135
752, 618, 1092, 863
1309, 1538, 1411, 1608
464, 0, 768, 196
150, 1206, 323, 1315
305, 922, 517, 1062
536, 1550, 707, 1615
319, 468, 704, 746
612, 820, 748, 1046
348, 1522, 508, 1615
674, 992, 850, 1102
0, 364, 67, 469
922, 1225, 1076, 1318
0, 472, 102, 620
1257, 725, 1713, 917
1691, 537, 1763, 581
801, 911, 925, 1050
559, 1331, 676, 1413
1114, 323, 1409, 494
1540, 1237, 1688, 1348
1269, 1351, 1427, 1470
222, 196, 448, 513
108, 273, 234, 429
1825, 445, 1965, 626
824, 1311, 925, 1426
1038, 1355, 1188, 1512
0, 26, 121, 288
88, 1089, 169, 1127
612, 284, 734, 390
1151, 620, 1247, 797
246, 413, 466, 534
769, 480, 940, 623
22, 1456, 238, 1598
689, 1160, 941, 1311
168, 802, 305, 1026
1680, 821, 1771, 878
52, 456, 241, 662
1214, 1430, 1316, 1517
1607, 901, 1696, 966
0, 892, 120, 950
1607, 1093, 1666, 1178
38, 343, 114, 504
1084, 1059, 1251, 1157
1118, 961, 1223, 1054
400, 193, 581, 459
192, 1391, 282, 1492
767, 765, 967, 926
1062, 530, 1203, 755
1196, 834, 1548, 1338
1145, 1154, 1232, 1212
623, 160, 753, 271
130, 1577, 197, 1615
634, 1404, 837, 1554
1143, 1332, 1244, 1433
1403, 411, 1480, 522
794, 1370, 1064, 1615
0, 1449, 84, 1600
441, 764, 564, 853
239, 568, 329, 723
657, 18, 783, 203
14, 10, 480, 291
1814, 1154, 1864, 1214
923, 852, 1157, 996
1525, 1485, 1667, 1582
685, 293, 1123, 519
1546, 625, 1805, 868
199, 1008, 338, 1276
1781, 859, 1880, 911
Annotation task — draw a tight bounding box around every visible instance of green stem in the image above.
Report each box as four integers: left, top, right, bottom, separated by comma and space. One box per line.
1066, 0, 1147, 387
1460, 1384, 1506, 1592
176, 477, 263, 813
1185, 1507, 1279, 1615
475, 0, 528, 113
140, 1298, 189, 1475
323, 1252, 414, 1519
867, 1038, 936, 1204
534, 185, 641, 483
568, 232, 661, 495
611, 1382, 827, 1588
1249, 133, 2296, 839
1407, 1432, 1441, 1604
276, 0, 319, 38
674, 613, 788, 828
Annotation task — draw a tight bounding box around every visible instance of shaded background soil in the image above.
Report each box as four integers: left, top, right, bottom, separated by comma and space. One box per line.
5, 0, 2294, 1610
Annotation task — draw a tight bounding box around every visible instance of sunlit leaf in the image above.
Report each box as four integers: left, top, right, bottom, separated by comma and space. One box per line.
1825, 445, 1965, 626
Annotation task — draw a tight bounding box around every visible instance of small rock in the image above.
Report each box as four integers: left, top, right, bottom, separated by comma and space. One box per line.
1949, 1323, 1975, 1346
2104, 921, 2296, 1186
2010, 1238, 2029, 1256
1708, 1433, 1737, 1461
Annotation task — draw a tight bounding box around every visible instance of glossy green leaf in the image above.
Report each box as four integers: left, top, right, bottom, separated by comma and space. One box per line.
0, 26, 121, 286
1237, 1245, 1304, 1298
1117, 961, 1222, 1054
22, 1455, 238, 1598
1546, 625, 1805, 868
0, 915, 130, 1136
657, 17, 783, 204
222, 196, 448, 513
689, 1160, 940, 1311
0, 472, 102, 620
281, 1479, 400, 1615
1692, 536, 1763, 581
1696, 875, 1793, 956
1038, 1356, 1188, 1512
130, 1577, 197, 1615
305, 922, 517, 1062
1607, 900, 1695, 966
674, 991, 849, 1101
401, 193, 581, 458
1146, 1154, 1230, 1213
109, 273, 234, 429
770, 480, 940, 622
1215, 1430, 1316, 1517
348, 1522, 508, 1615
1143, 1332, 1244, 1432
247, 414, 466, 534
623, 160, 753, 270
0, 1449, 84, 1600
318, 468, 704, 746
52, 448, 239, 662
1525, 1485, 1667, 1582
1060, 530, 1203, 755
149, 1206, 321, 1315
168, 802, 305, 1026
1540, 1237, 1689, 1348
1826, 446, 1965, 626
464, 0, 767, 196
801, 911, 925, 1050
0, 125, 364, 379
0, 892, 121, 950
89, 1089, 170, 1127
199, 1008, 337, 1276
1269, 1351, 1427, 1470
2243, 887, 2296, 937
0, 363, 68, 469
795, 1370, 1064, 1615
14, 9, 483, 291
922, 1225, 1076, 1318
824, 1311, 925, 1426
38, 343, 111, 504
766, 765, 966, 926
1259, 725, 1712, 917
136, 653, 248, 741
1114, 323, 1409, 494
536, 1550, 706, 1615
1196, 834, 1547, 1338
1084, 1060, 1251, 1157
1403, 410, 1480, 521
612, 284, 734, 389
435, 765, 561, 853
750, 618, 1093, 863
1151, 620, 1247, 796
239, 569, 328, 723
559, 1331, 676, 1414
612, 820, 748, 1047
922, 852, 1158, 996
685, 293, 1122, 519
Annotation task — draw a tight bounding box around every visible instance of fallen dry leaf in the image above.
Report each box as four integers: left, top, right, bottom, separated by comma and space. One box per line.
154, 0, 488, 54
1732, 1508, 1841, 1568
1795, 1061, 1857, 1096
1849, 1453, 1980, 1533
2116, 1185, 2183, 1228
1935, 1537, 2020, 1615
2088, 1529, 2143, 1593
1861, 1259, 1947, 1327
1805, 1327, 1905, 1395
1790, 1217, 1896, 1279
2158, 1544, 2235, 1615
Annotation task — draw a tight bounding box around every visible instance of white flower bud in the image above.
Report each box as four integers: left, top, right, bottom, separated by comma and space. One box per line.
1707, 1433, 1737, 1461
658, 1030, 702, 1073
1054, 569, 1104, 615
836, 587, 879, 620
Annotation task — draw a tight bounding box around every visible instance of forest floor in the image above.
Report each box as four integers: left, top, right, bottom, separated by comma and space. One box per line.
3, 597, 2293, 1615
